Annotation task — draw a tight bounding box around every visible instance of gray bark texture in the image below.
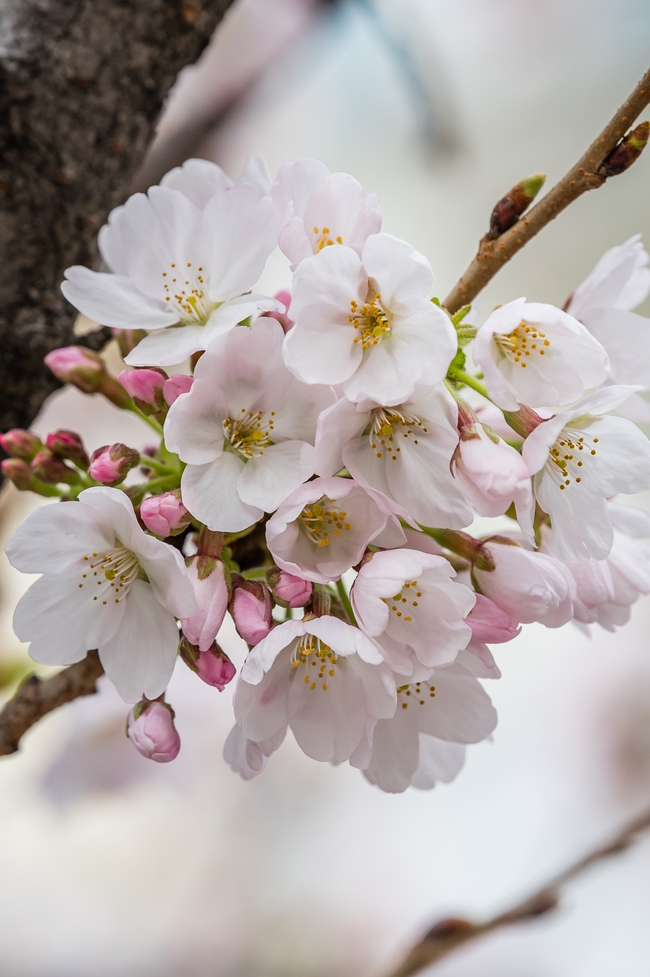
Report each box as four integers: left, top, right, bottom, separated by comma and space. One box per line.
0, 0, 236, 433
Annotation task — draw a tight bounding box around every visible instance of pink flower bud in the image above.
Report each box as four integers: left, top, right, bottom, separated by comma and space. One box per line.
267, 289, 294, 333
181, 556, 229, 651
45, 430, 89, 467
127, 700, 180, 763
2, 458, 34, 490
452, 425, 532, 518
231, 579, 273, 645
180, 638, 236, 691
45, 346, 131, 409
163, 374, 194, 406
140, 491, 191, 537
31, 450, 79, 485
119, 368, 168, 416
0, 429, 42, 461
269, 569, 312, 608
89, 443, 140, 486
466, 593, 520, 644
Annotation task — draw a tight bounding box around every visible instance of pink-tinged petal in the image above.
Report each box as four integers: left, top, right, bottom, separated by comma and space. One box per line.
273, 158, 331, 221
240, 621, 305, 684
99, 579, 179, 702
410, 736, 466, 789
14, 572, 125, 665
234, 660, 292, 742
5, 500, 113, 574
287, 661, 368, 762
305, 616, 385, 665
237, 441, 315, 512
62, 267, 176, 331
361, 233, 433, 315
284, 303, 362, 385
181, 454, 261, 532
418, 668, 497, 743
160, 157, 233, 208
124, 326, 215, 368
164, 376, 227, 465
302, 173, 379, 255
203, 184, 277, 299
314, 397, 369, 477
363, 709, 421, 793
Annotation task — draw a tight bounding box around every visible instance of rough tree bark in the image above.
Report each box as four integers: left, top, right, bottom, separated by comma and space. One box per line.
0, 0, 237, 433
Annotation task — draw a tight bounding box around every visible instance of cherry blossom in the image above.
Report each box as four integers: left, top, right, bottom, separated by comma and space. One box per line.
351, 548, 475, 676
285, 233, 456, 404
360, 652, 497, 793
272, 158, 381, 269
314, 386, 472, 529
265, 476, 405, 584
5, 487, 196, 702
233, 616, 396, 763
474, 298, 609, 411
521, 386, 650, 561
451, 420, 532, 526
164, 318, 332, 532
62, 176, 278, 367
567, 235, 650, 421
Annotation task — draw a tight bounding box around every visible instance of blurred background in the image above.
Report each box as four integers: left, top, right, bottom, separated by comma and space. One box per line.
1, 0, 650, 974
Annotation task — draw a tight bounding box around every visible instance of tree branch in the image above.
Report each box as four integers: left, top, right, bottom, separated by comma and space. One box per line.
0, 650, 104, 756
0, 0, 237, 433
384, 805, 650, 977
443, 67, 650, 314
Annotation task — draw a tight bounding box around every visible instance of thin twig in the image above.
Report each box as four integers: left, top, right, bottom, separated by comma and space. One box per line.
0, 651, 104, 757
443, 67, 650, 314
384, 805, 650, 977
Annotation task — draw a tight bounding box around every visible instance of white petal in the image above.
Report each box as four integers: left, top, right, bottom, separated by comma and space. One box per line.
62, 267, 176, 331
203, 184, 277, 299
164, 376, 227, 464
284, 304, 362, 385
237, 442, 315, 512
124, 326, 214, 368
361, 234, 433, 315
5, 500, 113, 574
181, 454, 261, 532
160, 157, 233, 208
99, 579, 179, 702
411, 736, 465, 789
418, 670, 497, 742
290, 244, 364, 319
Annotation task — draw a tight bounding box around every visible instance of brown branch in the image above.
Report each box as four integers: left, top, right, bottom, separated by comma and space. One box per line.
0, 651, 103, 756
443, 67, 650, 314
384, 805, 650, 977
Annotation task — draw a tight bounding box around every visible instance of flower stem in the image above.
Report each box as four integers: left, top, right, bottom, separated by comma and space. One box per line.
447, 367, 491, 401
335, 578, 356, 626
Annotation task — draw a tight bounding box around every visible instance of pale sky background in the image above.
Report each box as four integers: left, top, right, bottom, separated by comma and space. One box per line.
1, 2, 650, 975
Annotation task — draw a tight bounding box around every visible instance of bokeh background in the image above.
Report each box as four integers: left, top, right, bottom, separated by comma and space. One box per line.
1, 1, 650, 974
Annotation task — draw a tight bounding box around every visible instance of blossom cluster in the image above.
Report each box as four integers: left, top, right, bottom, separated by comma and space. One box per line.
3, 156, 650, 791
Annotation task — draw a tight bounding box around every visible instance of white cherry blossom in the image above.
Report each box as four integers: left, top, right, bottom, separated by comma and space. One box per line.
272, 158, 381, 269
567, 235, 650, 421
314, 385, 472, 529
285, 233, 456, 404
351, 548, 475, 676
161, 154, 272, 207
522, 386, 650, 562
164, 318, 332, 532
233, 617, 396, 763
360, 652, 497, 793
474, 298, 610, 411
5, 488, 196, 702
265, 476, 405, 584
62, 179, 278, 367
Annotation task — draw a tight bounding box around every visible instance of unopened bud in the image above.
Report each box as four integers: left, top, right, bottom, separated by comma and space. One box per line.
2, 458, 34, 490
0, 429, 42, 461
45, 430, 89, 467
141, 490, 190, 536
119, 368, 168, 416
126, 699, 180, 762
31, 450, 79, 485
89, 443, 140, 486
502, 404, 544, 438
488, 173, 546, 238
267, 289, 294, 333
600, 121, 649, 177
230, 577, 273, 645
112, 328, 148, 358
163, 374, 194, 406
180, 638, 236, 691
267, 568, 313, 608
44, 346, 131, 409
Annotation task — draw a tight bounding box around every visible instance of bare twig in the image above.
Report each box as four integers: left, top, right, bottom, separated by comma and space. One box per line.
0, 651, 104, 756
443, 67, 650, 314
384, 805, 650, 977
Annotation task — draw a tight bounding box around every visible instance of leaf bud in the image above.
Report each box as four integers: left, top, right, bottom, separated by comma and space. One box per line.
600, 121, 650, 177
487, 173, 546, 238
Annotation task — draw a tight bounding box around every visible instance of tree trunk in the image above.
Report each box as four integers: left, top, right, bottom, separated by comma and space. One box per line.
0, 0, 236, 432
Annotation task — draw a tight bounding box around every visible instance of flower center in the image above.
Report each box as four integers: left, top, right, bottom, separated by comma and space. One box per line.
382, 579, 422, 624
161, 261, 215, 325
396, 681, 437, 710
368, 408, 428, 461
78, 546, 140, 606
298, 497, 352, 548
291, 635, 338, 691
349, 287, 392, 350
312, 225, 343, 252
494, 320, 551, 368
546, 425, 599, 491
223, 408, 276, 459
